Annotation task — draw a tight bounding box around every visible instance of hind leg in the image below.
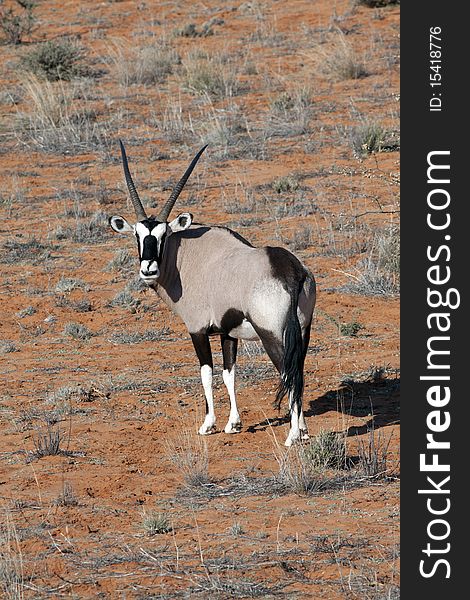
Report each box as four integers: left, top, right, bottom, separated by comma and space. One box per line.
285, 389, 309, 446
285, 334, 309, 448
221, 334, 242, 433
250, 325, 295, 444
297, 321, 312, 440
285, 390, 301, 446
250, 325, 283, 373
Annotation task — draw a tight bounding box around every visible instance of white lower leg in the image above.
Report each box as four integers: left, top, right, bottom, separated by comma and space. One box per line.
199, 364, 216, 434
222, 366, 241, 433
285, 391, 301, 447
298, 409, 309, 440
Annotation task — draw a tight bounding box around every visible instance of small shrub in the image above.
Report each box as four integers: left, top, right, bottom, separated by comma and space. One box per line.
16, 305, 36, 318
271, 175, 300, 194
109, 328, 171, 344
275, 430, 351, 495
55, 277, 89, 294
1, 237, 53, 264
0, 340, 18, 354
175, 22, 211, 38
349, 121, 387, 156
63, 322, 93, 341
276, 445, 325, 495
247, 19, 285, 47
175, 23, 199, 37
47, 384, 108, 408
0, 0, 36, 45
270, 87, 312, 114
0, 176, 28, 216
106, 248, 134, 273
228, 522, 245, 536
340, 321, 364, 337
347, 120, 400, 158
21, 39, 87, 81
124, 275, 147, 293
175, 17, 223, 38
303, 430, 347, 470
141, 511, 172, 535
56, 296, 93, 312
31, 426, 63, 458
153, 97, 194, 144
109, 290, 140, 311
29, 425, 84, 461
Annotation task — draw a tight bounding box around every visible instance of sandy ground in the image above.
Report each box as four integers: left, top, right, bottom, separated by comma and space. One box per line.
1, 1, 399, 597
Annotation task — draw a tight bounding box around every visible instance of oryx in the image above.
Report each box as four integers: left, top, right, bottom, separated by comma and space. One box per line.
109, 142, 316, 446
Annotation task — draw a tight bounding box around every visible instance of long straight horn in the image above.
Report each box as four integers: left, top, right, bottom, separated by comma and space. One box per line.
157, 145, 208, 222
119, 139, 148, 221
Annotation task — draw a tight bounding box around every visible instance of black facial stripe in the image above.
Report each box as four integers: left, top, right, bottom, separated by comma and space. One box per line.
158, 231, 167, 263
142, 234, 159, 261
135, 233, 142, 259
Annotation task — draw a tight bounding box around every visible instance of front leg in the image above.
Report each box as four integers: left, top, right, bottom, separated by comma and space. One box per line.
221, 334, 242, 433
190, 333, 216, 435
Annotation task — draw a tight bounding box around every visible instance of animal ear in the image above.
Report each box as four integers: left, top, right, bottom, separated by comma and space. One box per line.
109, 215, 134, 234
168, 212, 193, 232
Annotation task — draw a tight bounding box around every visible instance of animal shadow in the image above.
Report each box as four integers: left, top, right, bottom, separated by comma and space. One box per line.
246, 367, 399, 437
305, 366, 400, 437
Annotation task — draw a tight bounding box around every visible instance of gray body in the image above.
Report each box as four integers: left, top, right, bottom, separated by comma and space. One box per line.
154, 224, 316, 340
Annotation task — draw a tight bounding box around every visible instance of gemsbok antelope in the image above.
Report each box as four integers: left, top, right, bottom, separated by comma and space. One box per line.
109, 142, 316, 446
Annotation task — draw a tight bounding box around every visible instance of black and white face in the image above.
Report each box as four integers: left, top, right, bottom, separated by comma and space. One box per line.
109, 212, 192, 283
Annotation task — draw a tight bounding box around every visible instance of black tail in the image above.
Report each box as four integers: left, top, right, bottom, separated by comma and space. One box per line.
274, 281, 306, 412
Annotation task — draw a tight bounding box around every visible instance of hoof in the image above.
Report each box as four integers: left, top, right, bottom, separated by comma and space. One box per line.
198, 423, 216, 435
284, 429, 308, 447
224, 421, 242, 434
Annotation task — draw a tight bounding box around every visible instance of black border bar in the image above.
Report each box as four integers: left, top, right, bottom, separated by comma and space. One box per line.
401, 4, 466, 597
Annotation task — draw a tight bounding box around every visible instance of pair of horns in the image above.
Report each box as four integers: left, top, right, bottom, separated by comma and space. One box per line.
119, 140, 208, 222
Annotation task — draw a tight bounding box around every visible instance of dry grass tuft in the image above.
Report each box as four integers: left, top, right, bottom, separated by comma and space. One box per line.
141, 511, 172, 535
342, 225, 400, 296
181, 51, 240, 99
16, 75, 109, 154
357, 427, 393, 478
0, 509, 24, 600
318, 32, 368, 81
274, 435, 348, 496
165, 429, 211, 488
108, 38, 180, 86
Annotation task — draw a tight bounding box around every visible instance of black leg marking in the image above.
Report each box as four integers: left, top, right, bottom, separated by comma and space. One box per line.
302, 321, 312, 359
221, 334, 238, 372
190, 333, 213, 416
190, 333, 213, 368
220, 309, 244, 333
249, 323, 283, 373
